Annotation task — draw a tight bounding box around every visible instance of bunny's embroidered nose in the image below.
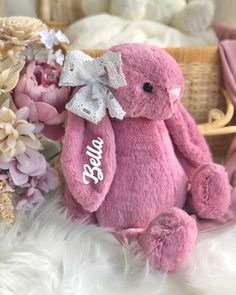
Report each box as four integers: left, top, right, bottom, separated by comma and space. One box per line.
168, 87, 181, 102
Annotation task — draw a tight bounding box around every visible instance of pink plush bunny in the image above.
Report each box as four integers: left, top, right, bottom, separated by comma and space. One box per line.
60, 44, 231, 272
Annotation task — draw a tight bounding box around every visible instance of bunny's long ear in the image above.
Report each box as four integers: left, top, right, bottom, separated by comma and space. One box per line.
61, 112, 116, 212
165, 101, 212, 177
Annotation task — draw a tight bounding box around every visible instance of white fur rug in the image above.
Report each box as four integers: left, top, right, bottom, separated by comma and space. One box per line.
1, 190, 236, 295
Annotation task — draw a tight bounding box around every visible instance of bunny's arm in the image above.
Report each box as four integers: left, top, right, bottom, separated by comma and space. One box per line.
165, 101, 231, 219
165, 101, 212, 175
61, 113, 117, 212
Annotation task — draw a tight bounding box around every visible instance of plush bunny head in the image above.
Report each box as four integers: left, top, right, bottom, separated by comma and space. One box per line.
110, 44, 184, 120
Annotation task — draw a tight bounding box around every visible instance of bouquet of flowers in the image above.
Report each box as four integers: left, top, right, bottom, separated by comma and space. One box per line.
0, 17, 70, 227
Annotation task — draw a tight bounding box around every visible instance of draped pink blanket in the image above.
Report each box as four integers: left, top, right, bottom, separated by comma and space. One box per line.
219, 40, 236, 105
213, 22, 236, 42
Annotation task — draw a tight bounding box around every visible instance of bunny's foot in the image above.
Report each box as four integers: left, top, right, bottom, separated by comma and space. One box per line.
189, 163, 231, 219
138, 207, 197, 272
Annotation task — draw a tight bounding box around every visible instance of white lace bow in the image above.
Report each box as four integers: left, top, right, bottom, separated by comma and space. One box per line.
59, 50, 127, 124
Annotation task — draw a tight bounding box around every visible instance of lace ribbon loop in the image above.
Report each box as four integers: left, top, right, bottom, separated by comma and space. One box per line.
59, 50, 127, 124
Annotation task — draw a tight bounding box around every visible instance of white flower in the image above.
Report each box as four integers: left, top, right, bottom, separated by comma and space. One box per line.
0, 100, 41, 163
46, 49, 65, 66
21, 45, 65, 66
0, 17, 47, 46
0, 56, 25, 94
46, 49, 57, 65
55, 31, 69, 44
40, 30, 69, 49
40, 30, 56, 49
21, 45, 49, 61
55, 49, 65, 65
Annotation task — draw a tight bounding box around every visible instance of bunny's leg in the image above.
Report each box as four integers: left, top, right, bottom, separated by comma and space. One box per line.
165, 102, 231, 219
114, 208, 197, 272
138, 207, 197, 272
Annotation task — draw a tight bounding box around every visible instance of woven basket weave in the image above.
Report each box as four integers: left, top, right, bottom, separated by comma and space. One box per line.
78, 47, 236, 163
40, 0, 84, 29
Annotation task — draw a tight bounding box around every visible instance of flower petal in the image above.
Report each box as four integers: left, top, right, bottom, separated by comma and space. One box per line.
46, 167, 59, 190
15, 153, 30, 169
55, 31, 69, 44
1, 99, 10, 108
9, 161, 29, 186
41, 124, 65, 141
14, 93, 39, 121
0, 149, 12, 162
45, 112, 65, 125
25, 80, 42, 101
34, 122, 44, 133
42, 87, 69, 111
14, 75, 27, 94
16, 150, 47, 176
15, 107, 30, 121
17, 122, 35, 135
29, 188, 44, 204
0, 129, 7, 140
0, 174, 8, 180
0, 107, 15, 123
6, 136, 16, 149
0, 161, 11, 170
4, 72, 21, 93
15, 139, 26, 155
0, 69, 10, 84
35, 101, 64, 124
25, 61, 36, 77
20, 136, 41, 150
16, 198, 33, 211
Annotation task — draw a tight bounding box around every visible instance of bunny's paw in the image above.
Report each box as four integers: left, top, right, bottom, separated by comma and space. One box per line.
189, 163, 231, 219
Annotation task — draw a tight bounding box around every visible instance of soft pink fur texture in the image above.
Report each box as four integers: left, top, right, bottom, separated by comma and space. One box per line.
61, 44, 231, 272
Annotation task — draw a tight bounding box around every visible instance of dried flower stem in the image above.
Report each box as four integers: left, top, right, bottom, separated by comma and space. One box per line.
0, 181, 15, 227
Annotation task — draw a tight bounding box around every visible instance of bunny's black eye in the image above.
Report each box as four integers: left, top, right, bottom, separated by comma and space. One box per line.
143, 82, 153, 93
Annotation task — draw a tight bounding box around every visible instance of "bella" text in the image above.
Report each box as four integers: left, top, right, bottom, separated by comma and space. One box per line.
82, 137, 104, 184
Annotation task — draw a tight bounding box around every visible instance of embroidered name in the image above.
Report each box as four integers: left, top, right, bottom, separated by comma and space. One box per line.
82, 137, 104, 185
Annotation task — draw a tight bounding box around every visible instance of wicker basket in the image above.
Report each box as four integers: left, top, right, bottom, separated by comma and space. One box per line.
39, 0, 84, 29
0, 0, 3, 17
77, 47, 236, 163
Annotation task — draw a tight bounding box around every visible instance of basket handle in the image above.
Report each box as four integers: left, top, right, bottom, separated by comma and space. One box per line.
198, 89, 236, 136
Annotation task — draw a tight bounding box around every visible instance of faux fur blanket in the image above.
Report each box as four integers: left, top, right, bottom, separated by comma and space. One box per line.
1, 189, 236, 294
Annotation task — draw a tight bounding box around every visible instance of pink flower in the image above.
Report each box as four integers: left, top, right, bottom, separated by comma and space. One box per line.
16, 188, 44, 211
15, 166, 59, 211
36, 166, 59, 193
0, 151, 60, 211
13, 61, 70, 141
0, 149, 47, 188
